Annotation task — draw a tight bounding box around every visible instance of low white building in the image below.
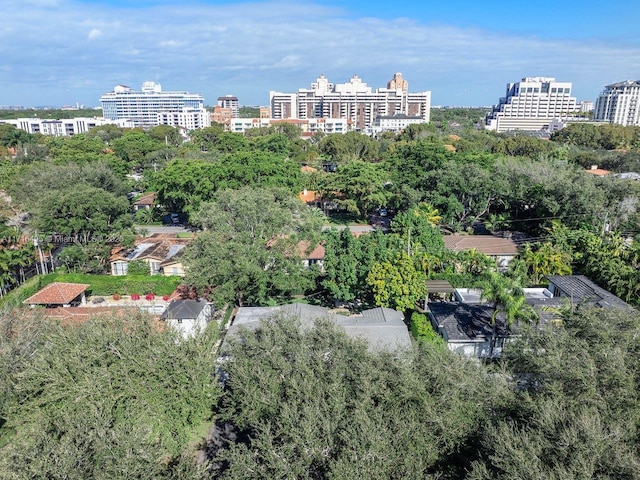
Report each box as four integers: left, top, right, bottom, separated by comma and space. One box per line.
0, 117, 134, 136
229, 117, 350, 135
160, 299, 214, 338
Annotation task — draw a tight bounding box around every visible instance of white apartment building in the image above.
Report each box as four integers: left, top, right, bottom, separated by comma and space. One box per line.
370, 114, 425, 134
229, 117, 350, 135
270, 73, 431, 131
485, 77, 578, 132
0, 117, 134, 136
594, 80, 640, 126
100, 82, 208, 129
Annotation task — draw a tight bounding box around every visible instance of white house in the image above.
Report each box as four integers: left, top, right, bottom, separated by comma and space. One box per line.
160, 299, 213, 338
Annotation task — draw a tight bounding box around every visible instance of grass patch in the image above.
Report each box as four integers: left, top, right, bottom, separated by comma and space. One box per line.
176, 232, 195, 238
324, 211, 367, 226
0, 273, 182, 307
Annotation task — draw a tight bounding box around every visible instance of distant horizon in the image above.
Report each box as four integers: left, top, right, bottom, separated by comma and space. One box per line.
2, 0, 639, 108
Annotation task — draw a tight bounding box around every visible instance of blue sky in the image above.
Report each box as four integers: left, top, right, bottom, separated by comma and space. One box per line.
1, 0, 639, 108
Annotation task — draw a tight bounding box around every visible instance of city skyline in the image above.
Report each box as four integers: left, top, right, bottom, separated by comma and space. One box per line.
1, 0, 640, 108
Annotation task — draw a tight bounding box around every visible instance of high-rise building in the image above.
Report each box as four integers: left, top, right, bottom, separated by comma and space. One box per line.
269, 73, 430, 131
100, 82, 210, 129
485, 77, 578, 132
217, 95, 239, 117
594, 80, 640, 126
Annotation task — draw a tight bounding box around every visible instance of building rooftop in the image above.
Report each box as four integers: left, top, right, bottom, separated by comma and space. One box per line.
224, 304, 411, 353
443, 234, 519, 256
546, 275, 632, 309
24, 282, 90, 305
428, 302, 508, 343
161, 299, 209, 320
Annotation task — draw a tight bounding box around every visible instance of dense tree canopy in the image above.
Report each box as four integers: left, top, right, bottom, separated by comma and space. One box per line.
183, 187, 323, 306
0, 311, 219, 479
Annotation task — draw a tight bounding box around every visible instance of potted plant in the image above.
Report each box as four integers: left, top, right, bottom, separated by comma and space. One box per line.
112, 293, 121, 300
131, 293, 141, 301
145, 293, 155, 301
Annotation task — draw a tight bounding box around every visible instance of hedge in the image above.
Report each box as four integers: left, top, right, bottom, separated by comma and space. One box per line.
410, 311, 444, 346
0, 273, 182, 307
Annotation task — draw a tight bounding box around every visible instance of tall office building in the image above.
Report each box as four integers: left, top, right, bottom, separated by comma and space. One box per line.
100, 82, 210, 129
217, 95, 240, 117
270, 73, 430, 131
485, 77, 578, 132
594, 80, 640, 126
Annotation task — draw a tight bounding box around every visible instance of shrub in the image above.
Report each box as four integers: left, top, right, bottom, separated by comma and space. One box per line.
410, 311, 443, 345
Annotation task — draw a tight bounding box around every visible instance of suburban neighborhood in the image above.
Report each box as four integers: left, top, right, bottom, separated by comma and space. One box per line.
1, 1, 640, 476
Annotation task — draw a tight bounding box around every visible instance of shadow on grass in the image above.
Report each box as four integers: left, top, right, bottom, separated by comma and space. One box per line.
324, 211, 367, 226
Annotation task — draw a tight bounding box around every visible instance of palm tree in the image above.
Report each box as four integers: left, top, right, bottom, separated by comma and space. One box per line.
480, 272, 537, 357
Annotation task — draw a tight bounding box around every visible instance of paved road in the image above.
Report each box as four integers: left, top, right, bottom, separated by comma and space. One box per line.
135, 225, 190, 234
322, 224, 376, 234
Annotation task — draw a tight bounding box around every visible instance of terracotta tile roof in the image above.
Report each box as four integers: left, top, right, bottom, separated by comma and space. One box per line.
296, 241, 325, 260
443, 235, 519, 256
585, 166, 610, 176
299, 189, 319, 203
24, 282, 90, 305
40, 307, 163, 329
133, 192, 157, 206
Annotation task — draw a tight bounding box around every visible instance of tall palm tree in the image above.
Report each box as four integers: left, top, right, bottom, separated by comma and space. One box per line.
480, 272, 537, 357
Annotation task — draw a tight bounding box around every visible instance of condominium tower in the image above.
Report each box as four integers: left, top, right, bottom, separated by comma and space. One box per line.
100, 82, 210, 130
485, 77, 578, 132
594, 80, 640, 126
270, 73, 431, 131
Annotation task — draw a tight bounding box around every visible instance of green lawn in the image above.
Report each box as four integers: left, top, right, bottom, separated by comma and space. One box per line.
0, 273, 182, 308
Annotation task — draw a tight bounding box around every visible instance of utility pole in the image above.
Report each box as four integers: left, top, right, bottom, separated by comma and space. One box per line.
602, 211, 609, 238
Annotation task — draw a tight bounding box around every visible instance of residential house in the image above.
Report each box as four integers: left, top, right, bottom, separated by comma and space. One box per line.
443, 234, 520, 270
23, 282, 90, 308
110, 233, 192, 276
296, 241, 325, 270
160, 299, 213, 338
132, 192, 157, 211
223, 303, 411, 353
428, 302, 509, 359
546, 275, 632, 309
429, 277, 631, 359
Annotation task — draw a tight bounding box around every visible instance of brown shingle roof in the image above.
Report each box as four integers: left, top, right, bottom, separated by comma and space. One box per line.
443, 235, 519, 256
24, 282, 90, 305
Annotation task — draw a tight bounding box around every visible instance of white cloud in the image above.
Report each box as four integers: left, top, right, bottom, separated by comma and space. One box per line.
0, 0, 639, 107
88, 28, 103, 40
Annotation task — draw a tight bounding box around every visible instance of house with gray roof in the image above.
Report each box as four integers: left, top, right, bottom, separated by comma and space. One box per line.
428, 302, 510, 359
161, 299, 213, 338
223, 304, 411, 354
546, 275, 632, 309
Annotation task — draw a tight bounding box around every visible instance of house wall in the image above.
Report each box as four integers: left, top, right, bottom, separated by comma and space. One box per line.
161, 262, 185, 277
111, 261, 128, 276
167, 304, 212, 338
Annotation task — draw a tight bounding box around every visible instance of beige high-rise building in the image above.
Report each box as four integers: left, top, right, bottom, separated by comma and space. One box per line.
269, 73, 430, 131
485, 77, 578, 132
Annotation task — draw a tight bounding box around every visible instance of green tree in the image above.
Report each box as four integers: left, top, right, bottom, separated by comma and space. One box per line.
0, 312, 219, 479
211, 315, 497, 479
183, 187, 323, 306
367, 252, 427, 311
320, 160, 390, 218
32, 184, 132, 238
